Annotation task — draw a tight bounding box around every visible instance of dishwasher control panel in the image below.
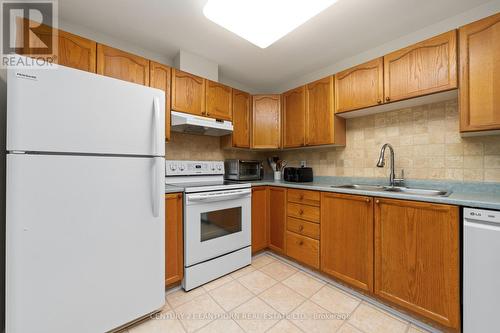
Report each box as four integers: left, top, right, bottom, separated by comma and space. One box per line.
464, 208, 500, 224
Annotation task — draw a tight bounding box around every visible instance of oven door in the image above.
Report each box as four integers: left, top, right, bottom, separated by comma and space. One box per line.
184, 188, 251, 267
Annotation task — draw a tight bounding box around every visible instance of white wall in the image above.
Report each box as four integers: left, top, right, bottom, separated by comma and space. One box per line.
274, 0, 500, 93
174, 50, 218, 81
58, 19, 172, 65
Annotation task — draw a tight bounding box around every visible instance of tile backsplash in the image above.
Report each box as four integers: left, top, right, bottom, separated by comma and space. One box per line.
166, 132, 265, 161
279, 100, 500, 182
165, 100, 500, 182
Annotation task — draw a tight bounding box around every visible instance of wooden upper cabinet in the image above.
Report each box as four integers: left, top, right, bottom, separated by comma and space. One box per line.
97, 44, 149, 85
459, 12, 500, 133
251, 95, 281, 149
206, 81, 232, 120
321, 193, 374, 292
384, 30, 457, 102
171, 69, 206, 116
251, 187, 268, 253
56, 30, 96, 73
165, 193, 184, 287
268, 187, 286, 254
282, 86, 306, 148
16, 19, 96, 72
231, 89, 251, 148
305, 76, 346, 146
374, 198, 460, 330
335, 58, 384, 113
150, 62, 171, 142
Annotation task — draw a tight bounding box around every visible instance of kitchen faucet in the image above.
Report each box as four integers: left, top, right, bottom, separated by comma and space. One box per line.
376, 143, 404, 187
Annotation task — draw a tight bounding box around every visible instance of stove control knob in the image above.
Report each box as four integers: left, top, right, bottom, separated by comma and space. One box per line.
217, 164, 222, 171
211, 164, 216, 171
179, 164, 186, 171
170, 164, 177, 171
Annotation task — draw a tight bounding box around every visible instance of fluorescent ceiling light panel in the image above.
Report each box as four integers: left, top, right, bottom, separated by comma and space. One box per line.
203, 0, 337, 48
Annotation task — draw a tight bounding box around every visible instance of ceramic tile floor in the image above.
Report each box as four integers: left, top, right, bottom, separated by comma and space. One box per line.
125, 254, 433, 333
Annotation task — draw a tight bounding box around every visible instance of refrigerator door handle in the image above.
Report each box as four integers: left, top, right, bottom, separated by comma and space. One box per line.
153, 157, 163, 217
153, 97, 161, 156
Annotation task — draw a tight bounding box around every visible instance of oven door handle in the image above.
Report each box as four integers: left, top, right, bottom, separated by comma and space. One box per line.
187, 190, 251, 204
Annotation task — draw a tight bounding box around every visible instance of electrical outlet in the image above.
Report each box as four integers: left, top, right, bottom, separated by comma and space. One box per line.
300, 160, 307, 167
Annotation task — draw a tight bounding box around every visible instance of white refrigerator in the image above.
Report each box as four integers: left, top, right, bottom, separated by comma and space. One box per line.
6, 57, 166, 333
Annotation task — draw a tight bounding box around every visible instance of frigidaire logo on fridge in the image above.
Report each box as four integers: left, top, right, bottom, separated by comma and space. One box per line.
1, 0, 58, 68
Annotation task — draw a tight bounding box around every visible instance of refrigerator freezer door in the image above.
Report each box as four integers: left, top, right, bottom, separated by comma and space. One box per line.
6, 154, 165, 333
7, 61, 165, 156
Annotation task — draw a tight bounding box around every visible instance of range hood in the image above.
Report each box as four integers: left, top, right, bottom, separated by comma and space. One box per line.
171, 111, 233, 136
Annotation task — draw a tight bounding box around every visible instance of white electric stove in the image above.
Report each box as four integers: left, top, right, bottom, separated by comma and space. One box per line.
165, 160, 252, 291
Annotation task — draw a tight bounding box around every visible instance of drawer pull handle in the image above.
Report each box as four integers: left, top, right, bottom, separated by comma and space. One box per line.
299, 225, 304, 231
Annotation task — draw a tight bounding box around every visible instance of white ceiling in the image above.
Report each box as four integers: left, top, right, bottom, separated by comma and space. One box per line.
59, 0, 493, 92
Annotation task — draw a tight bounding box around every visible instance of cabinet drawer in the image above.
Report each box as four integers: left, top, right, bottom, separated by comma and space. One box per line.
287, 217, 320, 240
287, 202, 320, 223
286, 232, 319, 269
288, 189, 320, 206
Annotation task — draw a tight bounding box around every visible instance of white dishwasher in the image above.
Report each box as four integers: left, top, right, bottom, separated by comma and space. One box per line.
464, 207, 500, 332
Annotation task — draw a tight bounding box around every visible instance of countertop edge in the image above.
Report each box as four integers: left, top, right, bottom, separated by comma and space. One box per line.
248, 181, 500, 211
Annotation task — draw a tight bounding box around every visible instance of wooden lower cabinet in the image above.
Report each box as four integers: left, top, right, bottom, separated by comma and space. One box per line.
165, 193, 184, 287
321, 193, 374, 292
374, 198, 460, 330
286, 231, 319, 269
251, 187, 269, 253
268, 187, 286, 254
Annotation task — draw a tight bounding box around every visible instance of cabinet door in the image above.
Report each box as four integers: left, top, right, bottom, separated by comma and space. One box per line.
206, 80, 232, 120
96, 44, 149, 85
57, 30, 97, 73
251, 187, 268, 253
321, 193, 374, 292
150, 62, 171, 142
305, 76, 346, 146
268, 187, 286, 254
16, 19, 96, 72
335, 58, 384, 113
459, 13, 500, 132
374, 198, 459, 329
384, 30, 457, 102
282, 86, 306, 148
232, 89, 251, 148
171, 69, 206, 116
165, 193, 184, 287
251, 95, 281, 149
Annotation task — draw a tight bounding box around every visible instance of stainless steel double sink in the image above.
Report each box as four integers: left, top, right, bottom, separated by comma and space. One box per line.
332, 184, 451, 197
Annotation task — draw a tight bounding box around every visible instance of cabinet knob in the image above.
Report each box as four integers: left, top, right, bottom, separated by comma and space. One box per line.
385, 97, 391, 102
299, 209, 304, 215
365, 198, 371, 203
206, 112, 210, 116
299, 194, 304, 200
299, 225, 304, 231
375, 199, 380, 204
177, 194, 182, 199
377, 99, 382, 104
298, 240, 304, 246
